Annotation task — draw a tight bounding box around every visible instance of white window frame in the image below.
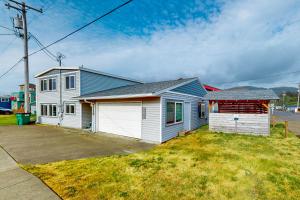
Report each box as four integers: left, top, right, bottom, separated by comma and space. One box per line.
65, 103, 76, 115
40, 79, 48, 92
166, 101, 183, 126
48, 78, 57, 91
198, 102, 206, 118
65, 75, 76, 90
48, 104, 57, 117
0, 98, 9, 102
41, 104, 48, 116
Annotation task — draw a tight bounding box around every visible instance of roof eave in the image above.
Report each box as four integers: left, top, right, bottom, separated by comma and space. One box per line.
73, 93, 156, 100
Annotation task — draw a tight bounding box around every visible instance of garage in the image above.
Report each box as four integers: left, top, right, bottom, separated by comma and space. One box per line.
97, 102, 142, 139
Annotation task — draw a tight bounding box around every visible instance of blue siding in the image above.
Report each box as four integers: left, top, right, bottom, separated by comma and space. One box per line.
0, 99, 11, 110
80, 71, 140, 95
171, 80, 207, 97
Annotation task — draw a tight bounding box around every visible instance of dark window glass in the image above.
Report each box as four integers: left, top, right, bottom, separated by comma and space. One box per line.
166, 102, 175, 124
66, 76, 70, 89
176, 103, 183, 122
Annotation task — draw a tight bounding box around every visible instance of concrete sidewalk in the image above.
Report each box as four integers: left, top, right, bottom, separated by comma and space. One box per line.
0, 147, 60, 200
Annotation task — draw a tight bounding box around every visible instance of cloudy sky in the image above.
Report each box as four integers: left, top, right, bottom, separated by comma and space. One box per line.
0, 0, 300, 94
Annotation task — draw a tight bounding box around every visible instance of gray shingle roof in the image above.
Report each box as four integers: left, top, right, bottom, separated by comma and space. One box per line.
76, 78, 196, 99
204, 89, 279, 100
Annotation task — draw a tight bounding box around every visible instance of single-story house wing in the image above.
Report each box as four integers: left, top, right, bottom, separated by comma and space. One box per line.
75, 77, 208, 143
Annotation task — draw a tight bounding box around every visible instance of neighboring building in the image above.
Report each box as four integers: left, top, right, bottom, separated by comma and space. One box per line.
203, 84, 221, 92
0, 95, 11, 110
35, 67, 208, 143
205, 90, 279, 135
11, 84, 36, 113
35, 67, 142, 129
75, 77, 208, 143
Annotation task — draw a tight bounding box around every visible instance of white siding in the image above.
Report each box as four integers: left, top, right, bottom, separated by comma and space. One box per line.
141, 98, 161, 143
160, 92, 207, 142
209, 113, 270, 135
36, 71, 82, 128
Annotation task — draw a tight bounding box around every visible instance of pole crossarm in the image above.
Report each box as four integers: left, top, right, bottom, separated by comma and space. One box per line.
8, 0, 43, 13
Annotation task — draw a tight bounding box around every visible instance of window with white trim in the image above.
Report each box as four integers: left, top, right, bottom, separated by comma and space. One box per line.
65, 104, 75, 114
198, 103, 206, 118
48, 78, 57, 91
41, 104, 48, 116
40, 79, 47, 91
65, 75, 75, 89
49, 104, 57, 116
166, 101, 183, 125
0, 98, 9, 102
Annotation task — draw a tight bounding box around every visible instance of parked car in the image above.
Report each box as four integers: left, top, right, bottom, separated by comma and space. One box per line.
0, 107, 13, 115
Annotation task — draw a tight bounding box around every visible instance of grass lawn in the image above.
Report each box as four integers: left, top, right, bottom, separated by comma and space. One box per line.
0, 114, 36, 125
23, 125, 300, 200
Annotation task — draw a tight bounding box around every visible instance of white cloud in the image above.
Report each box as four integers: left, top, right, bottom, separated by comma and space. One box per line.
1, 0, 300, 94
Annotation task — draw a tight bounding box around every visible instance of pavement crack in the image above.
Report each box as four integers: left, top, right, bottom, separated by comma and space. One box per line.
0, 177, 34, 191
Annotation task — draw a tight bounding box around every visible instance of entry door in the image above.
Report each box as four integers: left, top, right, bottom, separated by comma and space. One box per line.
184, 102, 191, 131
98, 102, 142, 139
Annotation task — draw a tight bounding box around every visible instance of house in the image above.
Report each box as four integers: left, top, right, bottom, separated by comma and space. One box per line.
35, 67, 208, 143
204, 90, 279, 135
35, 67, 143, 128
11, 84, 36, 113
203, 84, 221, 92
74, 77, 208, 143
0, 95, 11, 113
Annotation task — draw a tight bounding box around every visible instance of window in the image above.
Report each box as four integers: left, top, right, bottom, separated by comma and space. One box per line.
41, 104, 48, 116
49, 104, 57, 116
40, 79, 47, 91
198, 103, 206, 118
166, 101, 183, 125
65, 75, 75, 89
65, 104, 75, 114
0, 98, 9, 102
176, 103, 183, 122
48, 78, 56, 91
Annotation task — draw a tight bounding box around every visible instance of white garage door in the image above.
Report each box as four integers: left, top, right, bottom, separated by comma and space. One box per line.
98, 102, 142, 139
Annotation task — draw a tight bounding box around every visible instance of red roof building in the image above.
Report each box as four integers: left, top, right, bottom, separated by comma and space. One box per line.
203, 84, 221, 92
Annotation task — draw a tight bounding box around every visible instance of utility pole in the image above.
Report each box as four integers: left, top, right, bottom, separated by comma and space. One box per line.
5, 0, 42, 113
282, 92, 286, 111
56, 52, 65, 126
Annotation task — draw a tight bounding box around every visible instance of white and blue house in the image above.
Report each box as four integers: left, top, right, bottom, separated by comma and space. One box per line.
35, 67, 207, 143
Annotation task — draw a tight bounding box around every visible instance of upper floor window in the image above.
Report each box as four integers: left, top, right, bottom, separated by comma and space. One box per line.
0, 98, 9, 102
40, 79, 47, 91
48, 78, 57, 91
65, 75, 75, 89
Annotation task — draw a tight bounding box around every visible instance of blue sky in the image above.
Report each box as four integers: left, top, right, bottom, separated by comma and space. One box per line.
0, 0, 300, 93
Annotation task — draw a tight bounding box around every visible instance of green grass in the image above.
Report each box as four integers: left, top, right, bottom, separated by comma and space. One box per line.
0, 114, 36, 125
23, 125, 300, 200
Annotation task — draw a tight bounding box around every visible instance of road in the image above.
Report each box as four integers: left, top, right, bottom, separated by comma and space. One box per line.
274, 111, 300, 135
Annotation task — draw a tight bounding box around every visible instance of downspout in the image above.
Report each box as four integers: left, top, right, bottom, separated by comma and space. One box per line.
84, 99, 95, 132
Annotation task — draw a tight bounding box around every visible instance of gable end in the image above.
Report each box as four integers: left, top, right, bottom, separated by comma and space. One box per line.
171, 80, 207, 97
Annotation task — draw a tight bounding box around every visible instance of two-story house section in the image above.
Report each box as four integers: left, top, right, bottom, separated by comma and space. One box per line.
35, 67, 142, 129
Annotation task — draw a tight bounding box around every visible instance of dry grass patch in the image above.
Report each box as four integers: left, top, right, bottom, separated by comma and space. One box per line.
23, 125, 300, 200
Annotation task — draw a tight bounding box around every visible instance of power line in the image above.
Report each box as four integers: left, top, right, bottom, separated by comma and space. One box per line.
28, 0, 133, 57
0, 0, 133, 80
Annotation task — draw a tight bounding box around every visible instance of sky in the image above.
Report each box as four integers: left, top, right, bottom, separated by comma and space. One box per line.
0, 0, 300, 94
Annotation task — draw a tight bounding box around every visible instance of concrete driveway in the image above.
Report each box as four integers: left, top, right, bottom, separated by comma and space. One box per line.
0, 125, 154, 164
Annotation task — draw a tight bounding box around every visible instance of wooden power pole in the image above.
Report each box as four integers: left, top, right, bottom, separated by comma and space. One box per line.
5, 0, 42, 113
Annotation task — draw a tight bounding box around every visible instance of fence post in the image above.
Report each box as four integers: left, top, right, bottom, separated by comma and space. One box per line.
285, 121, 288, 138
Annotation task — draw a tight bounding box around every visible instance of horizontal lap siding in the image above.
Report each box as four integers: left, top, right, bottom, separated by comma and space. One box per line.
161, 92, 207, 142
142, 98, 161, 143
209, 113, 270, 135
171, 80, 207, 97
80, 71, 139, 95
36, 71, 81, 128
